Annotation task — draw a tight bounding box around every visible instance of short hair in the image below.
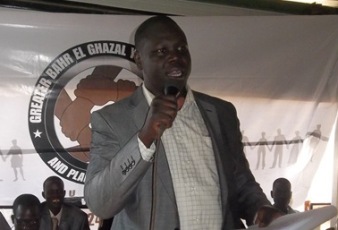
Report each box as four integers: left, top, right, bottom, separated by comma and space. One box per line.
13, 194, 41, 215
134, 15, 185, 50
43, 176, 64, 190
273, 178, 291, 190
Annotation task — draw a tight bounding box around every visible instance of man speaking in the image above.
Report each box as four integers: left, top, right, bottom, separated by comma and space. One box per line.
85, 15, 274, 230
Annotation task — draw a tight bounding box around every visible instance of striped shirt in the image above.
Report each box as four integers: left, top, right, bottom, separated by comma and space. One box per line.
140, 84, 222, 230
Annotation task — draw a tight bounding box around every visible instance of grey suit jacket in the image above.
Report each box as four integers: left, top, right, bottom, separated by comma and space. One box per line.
84, 87, 269, 230
39, 202, 90, 230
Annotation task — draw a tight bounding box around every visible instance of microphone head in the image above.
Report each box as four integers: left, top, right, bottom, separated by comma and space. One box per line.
164, 85, 179, 96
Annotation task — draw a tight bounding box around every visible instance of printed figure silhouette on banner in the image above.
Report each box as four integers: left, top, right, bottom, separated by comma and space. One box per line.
0, 148, 4, 181
270, 129, 288, 169
254, 132, 270, 170
305, 124, 328, 162
0, 148, 5, 161
242, 130, 254, 154
4, 139, 25, 181
287, 131, 303, 166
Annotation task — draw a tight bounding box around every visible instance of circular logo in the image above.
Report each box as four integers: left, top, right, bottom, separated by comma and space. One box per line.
28, 41, 140, 184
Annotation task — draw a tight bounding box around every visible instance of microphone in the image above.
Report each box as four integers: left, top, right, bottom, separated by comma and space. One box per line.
149, 83, 179, 230
159, 83, 179, 137
164, 84, 179, 96
149, 82, 179, 230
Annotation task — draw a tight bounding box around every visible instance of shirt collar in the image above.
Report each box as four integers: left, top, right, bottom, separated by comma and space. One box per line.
49, 206, 63, 220
141, 83, 195, 108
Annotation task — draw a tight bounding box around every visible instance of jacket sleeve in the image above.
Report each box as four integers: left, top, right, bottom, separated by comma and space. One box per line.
84, 111, 152, 219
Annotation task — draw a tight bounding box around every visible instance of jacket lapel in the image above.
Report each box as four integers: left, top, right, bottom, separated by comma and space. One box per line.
59, 205, 68, 229
131, 87, 177, 203
155, 139, 177, 203
194, 93, 229, 217
131, 87, 149, 131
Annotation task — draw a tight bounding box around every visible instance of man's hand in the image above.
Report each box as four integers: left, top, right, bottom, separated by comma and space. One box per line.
138, 95, 178, 148
254, 205, 284, 227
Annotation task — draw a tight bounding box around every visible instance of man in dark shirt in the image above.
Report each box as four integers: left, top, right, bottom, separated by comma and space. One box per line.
271, 177, 299, 214
40, 176, 90, 230
12, 194, 41, 230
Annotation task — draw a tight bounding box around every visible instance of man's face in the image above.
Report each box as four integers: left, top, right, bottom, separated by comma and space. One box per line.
13, 205, 40, 230
135, 23, 191, 96
43, 180, 65, 213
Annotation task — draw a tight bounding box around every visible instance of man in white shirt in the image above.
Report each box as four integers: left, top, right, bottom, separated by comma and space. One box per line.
85, 15, 277, 229
40, 176, 89, 230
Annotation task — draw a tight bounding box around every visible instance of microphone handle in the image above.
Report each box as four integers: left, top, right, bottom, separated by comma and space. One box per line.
150, 84, 179, 230
159, 84, 179, 137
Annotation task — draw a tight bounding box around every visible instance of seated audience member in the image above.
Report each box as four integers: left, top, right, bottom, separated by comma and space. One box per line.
271, 177, 299, 214
12, 193, 41, 230
1, 210, 11, 230
40, 176, 90, 230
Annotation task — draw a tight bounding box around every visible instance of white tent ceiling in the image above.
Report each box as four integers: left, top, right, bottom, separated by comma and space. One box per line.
2, 0, 337, 15
66, 0, 284, 16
